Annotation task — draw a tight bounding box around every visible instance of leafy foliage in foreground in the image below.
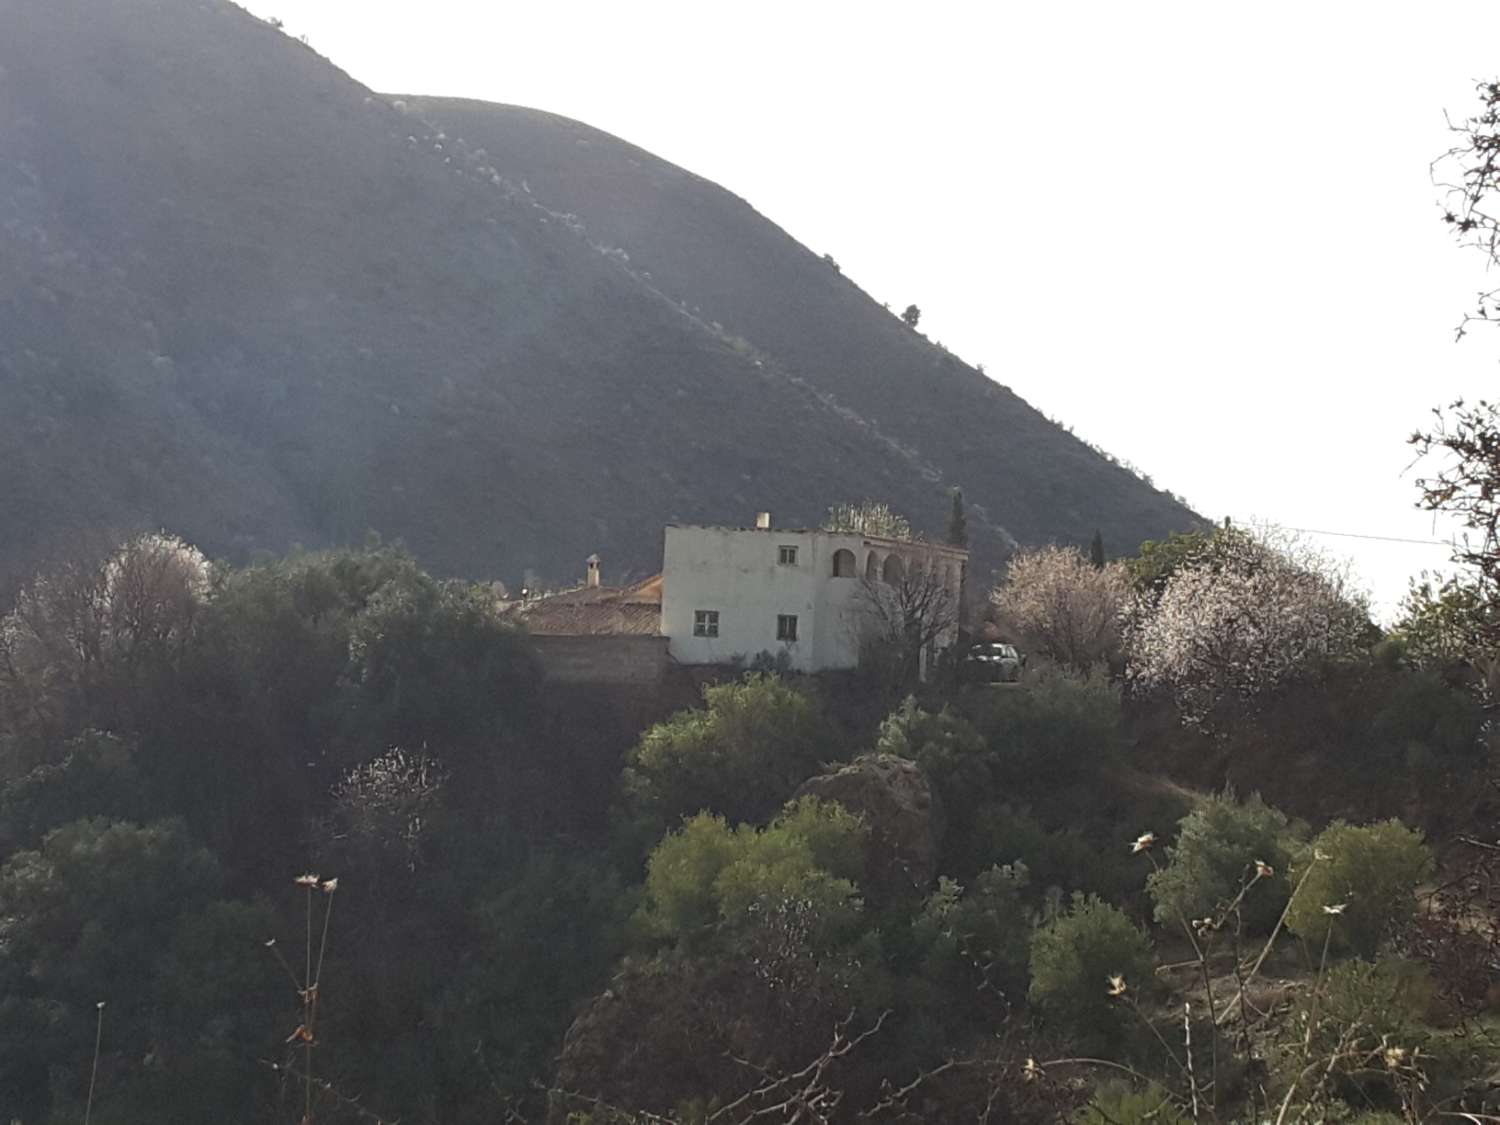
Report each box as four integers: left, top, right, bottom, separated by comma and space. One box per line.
1028, 893, 1153, 1053
1286, 820, 1433, 956
1146, 791, 1303, 934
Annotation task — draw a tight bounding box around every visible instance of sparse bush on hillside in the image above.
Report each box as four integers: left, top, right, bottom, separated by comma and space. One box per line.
624, 674, 837, 833
1028, 893, 1152, 1053
1286, 820, 1431, 956
1146, 791, 1303, 934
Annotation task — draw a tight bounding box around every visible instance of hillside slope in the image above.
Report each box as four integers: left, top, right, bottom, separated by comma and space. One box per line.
0, 0, 1197, 599
404, 99, 1199, 557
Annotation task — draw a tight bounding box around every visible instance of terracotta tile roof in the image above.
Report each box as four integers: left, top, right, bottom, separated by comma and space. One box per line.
505, 574, 662, 636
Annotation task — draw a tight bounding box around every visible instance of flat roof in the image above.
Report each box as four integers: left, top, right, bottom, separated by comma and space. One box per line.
664, 524, 969, 558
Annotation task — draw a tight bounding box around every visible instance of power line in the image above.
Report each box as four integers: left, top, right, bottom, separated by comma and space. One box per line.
1280, 526, 1453, 548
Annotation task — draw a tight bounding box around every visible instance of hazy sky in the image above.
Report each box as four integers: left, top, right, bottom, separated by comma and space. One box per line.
239, 0, 1500, 615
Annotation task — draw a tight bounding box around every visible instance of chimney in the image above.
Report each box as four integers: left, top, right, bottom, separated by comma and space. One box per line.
585, 554, 601, 588
755, 511, 771, 530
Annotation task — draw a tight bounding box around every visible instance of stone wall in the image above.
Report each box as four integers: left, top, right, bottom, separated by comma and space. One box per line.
530, 634, 670, 686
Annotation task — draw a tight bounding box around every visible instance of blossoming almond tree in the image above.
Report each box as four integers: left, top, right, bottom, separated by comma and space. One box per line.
1124, 529, 1369, 726
992, 545, 1129, 672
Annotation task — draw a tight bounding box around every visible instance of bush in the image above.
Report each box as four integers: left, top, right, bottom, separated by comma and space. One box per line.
876, 697, 990, 867
1286, 820, 1431, 956
971, 803, 1144, 902
913, 863, 1032, 1011
1147, 791, 1303, 934
624, 674, 837, 832
633, 797, 866, 952
1282, 958, 1470, 1113
965, 661, 1123, 795
1073, 1082, 1191, 1125
1028, 893, 1152, 1052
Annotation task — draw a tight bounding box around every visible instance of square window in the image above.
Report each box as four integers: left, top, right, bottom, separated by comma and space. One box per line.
776, 614, 799, 642
778, 545, 798, 566
693, 609, 720, 638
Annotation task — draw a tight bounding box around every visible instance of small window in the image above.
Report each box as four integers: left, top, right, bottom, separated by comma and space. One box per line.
776, 614, 799, 642
831, 548, 857, 577
693, 609, 720, 638
778, 545, 798, 566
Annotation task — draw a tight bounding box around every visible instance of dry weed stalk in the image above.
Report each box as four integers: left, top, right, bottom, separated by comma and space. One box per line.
264, 872, 346, 1125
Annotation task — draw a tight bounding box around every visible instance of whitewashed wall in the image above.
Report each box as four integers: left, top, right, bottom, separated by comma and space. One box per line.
660, 524, 966, 672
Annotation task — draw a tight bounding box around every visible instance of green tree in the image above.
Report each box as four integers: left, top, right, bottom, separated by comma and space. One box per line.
434, 850, 630, 1116
339, 570, 541, 787
1390, 573, 1498, 702
624, 674, 837, 832
0, 818, 281, 1122
1089, 529, 1106, 569
947, 488, 969, 548
901, 303, 921, 328
1126, 529, 1213, 597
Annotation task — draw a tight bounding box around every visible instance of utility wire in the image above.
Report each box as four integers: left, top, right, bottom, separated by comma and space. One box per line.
1279, 526, 1453, 548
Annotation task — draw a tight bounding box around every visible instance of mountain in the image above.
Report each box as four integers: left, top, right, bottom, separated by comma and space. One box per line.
0, 0, 1199, 600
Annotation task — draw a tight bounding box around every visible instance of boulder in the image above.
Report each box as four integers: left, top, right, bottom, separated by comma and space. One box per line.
794, 753, 943, 904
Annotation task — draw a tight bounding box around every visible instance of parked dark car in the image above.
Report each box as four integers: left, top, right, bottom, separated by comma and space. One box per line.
964, 642, 1026, 683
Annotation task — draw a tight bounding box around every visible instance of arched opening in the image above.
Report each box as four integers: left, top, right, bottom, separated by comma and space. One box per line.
832, 548, 857, 578
882, 554, 905, 585
864, 552, 881, 582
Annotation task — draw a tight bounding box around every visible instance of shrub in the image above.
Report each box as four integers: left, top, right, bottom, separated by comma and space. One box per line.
876, 697, 990, 865
913, 863, 1032, 1010
1146, 791, 1302, 934
624, 674, 837, 831
633, 798, 866, 952
1283, 958, 1469, 1112
1073, 1082, 1191, 1125
876, 696, 986, 763
1028, 893, 1152, 1052
1286, 820, 1431, 956
971, 804, 1143, 902
963, 661, 1123, 803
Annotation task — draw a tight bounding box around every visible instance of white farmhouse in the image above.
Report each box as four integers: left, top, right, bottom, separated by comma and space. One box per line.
660, 512, 968, 674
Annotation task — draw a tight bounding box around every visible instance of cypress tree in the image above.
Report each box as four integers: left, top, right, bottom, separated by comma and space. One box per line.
946, 488, 969, 548
1089, 529, 1106, 569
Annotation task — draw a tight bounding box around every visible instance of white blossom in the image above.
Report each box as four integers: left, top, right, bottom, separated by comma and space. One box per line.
1124, 528, 1368, 726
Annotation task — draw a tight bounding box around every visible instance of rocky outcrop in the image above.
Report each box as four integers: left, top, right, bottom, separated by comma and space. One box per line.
794, 753, 943, 904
